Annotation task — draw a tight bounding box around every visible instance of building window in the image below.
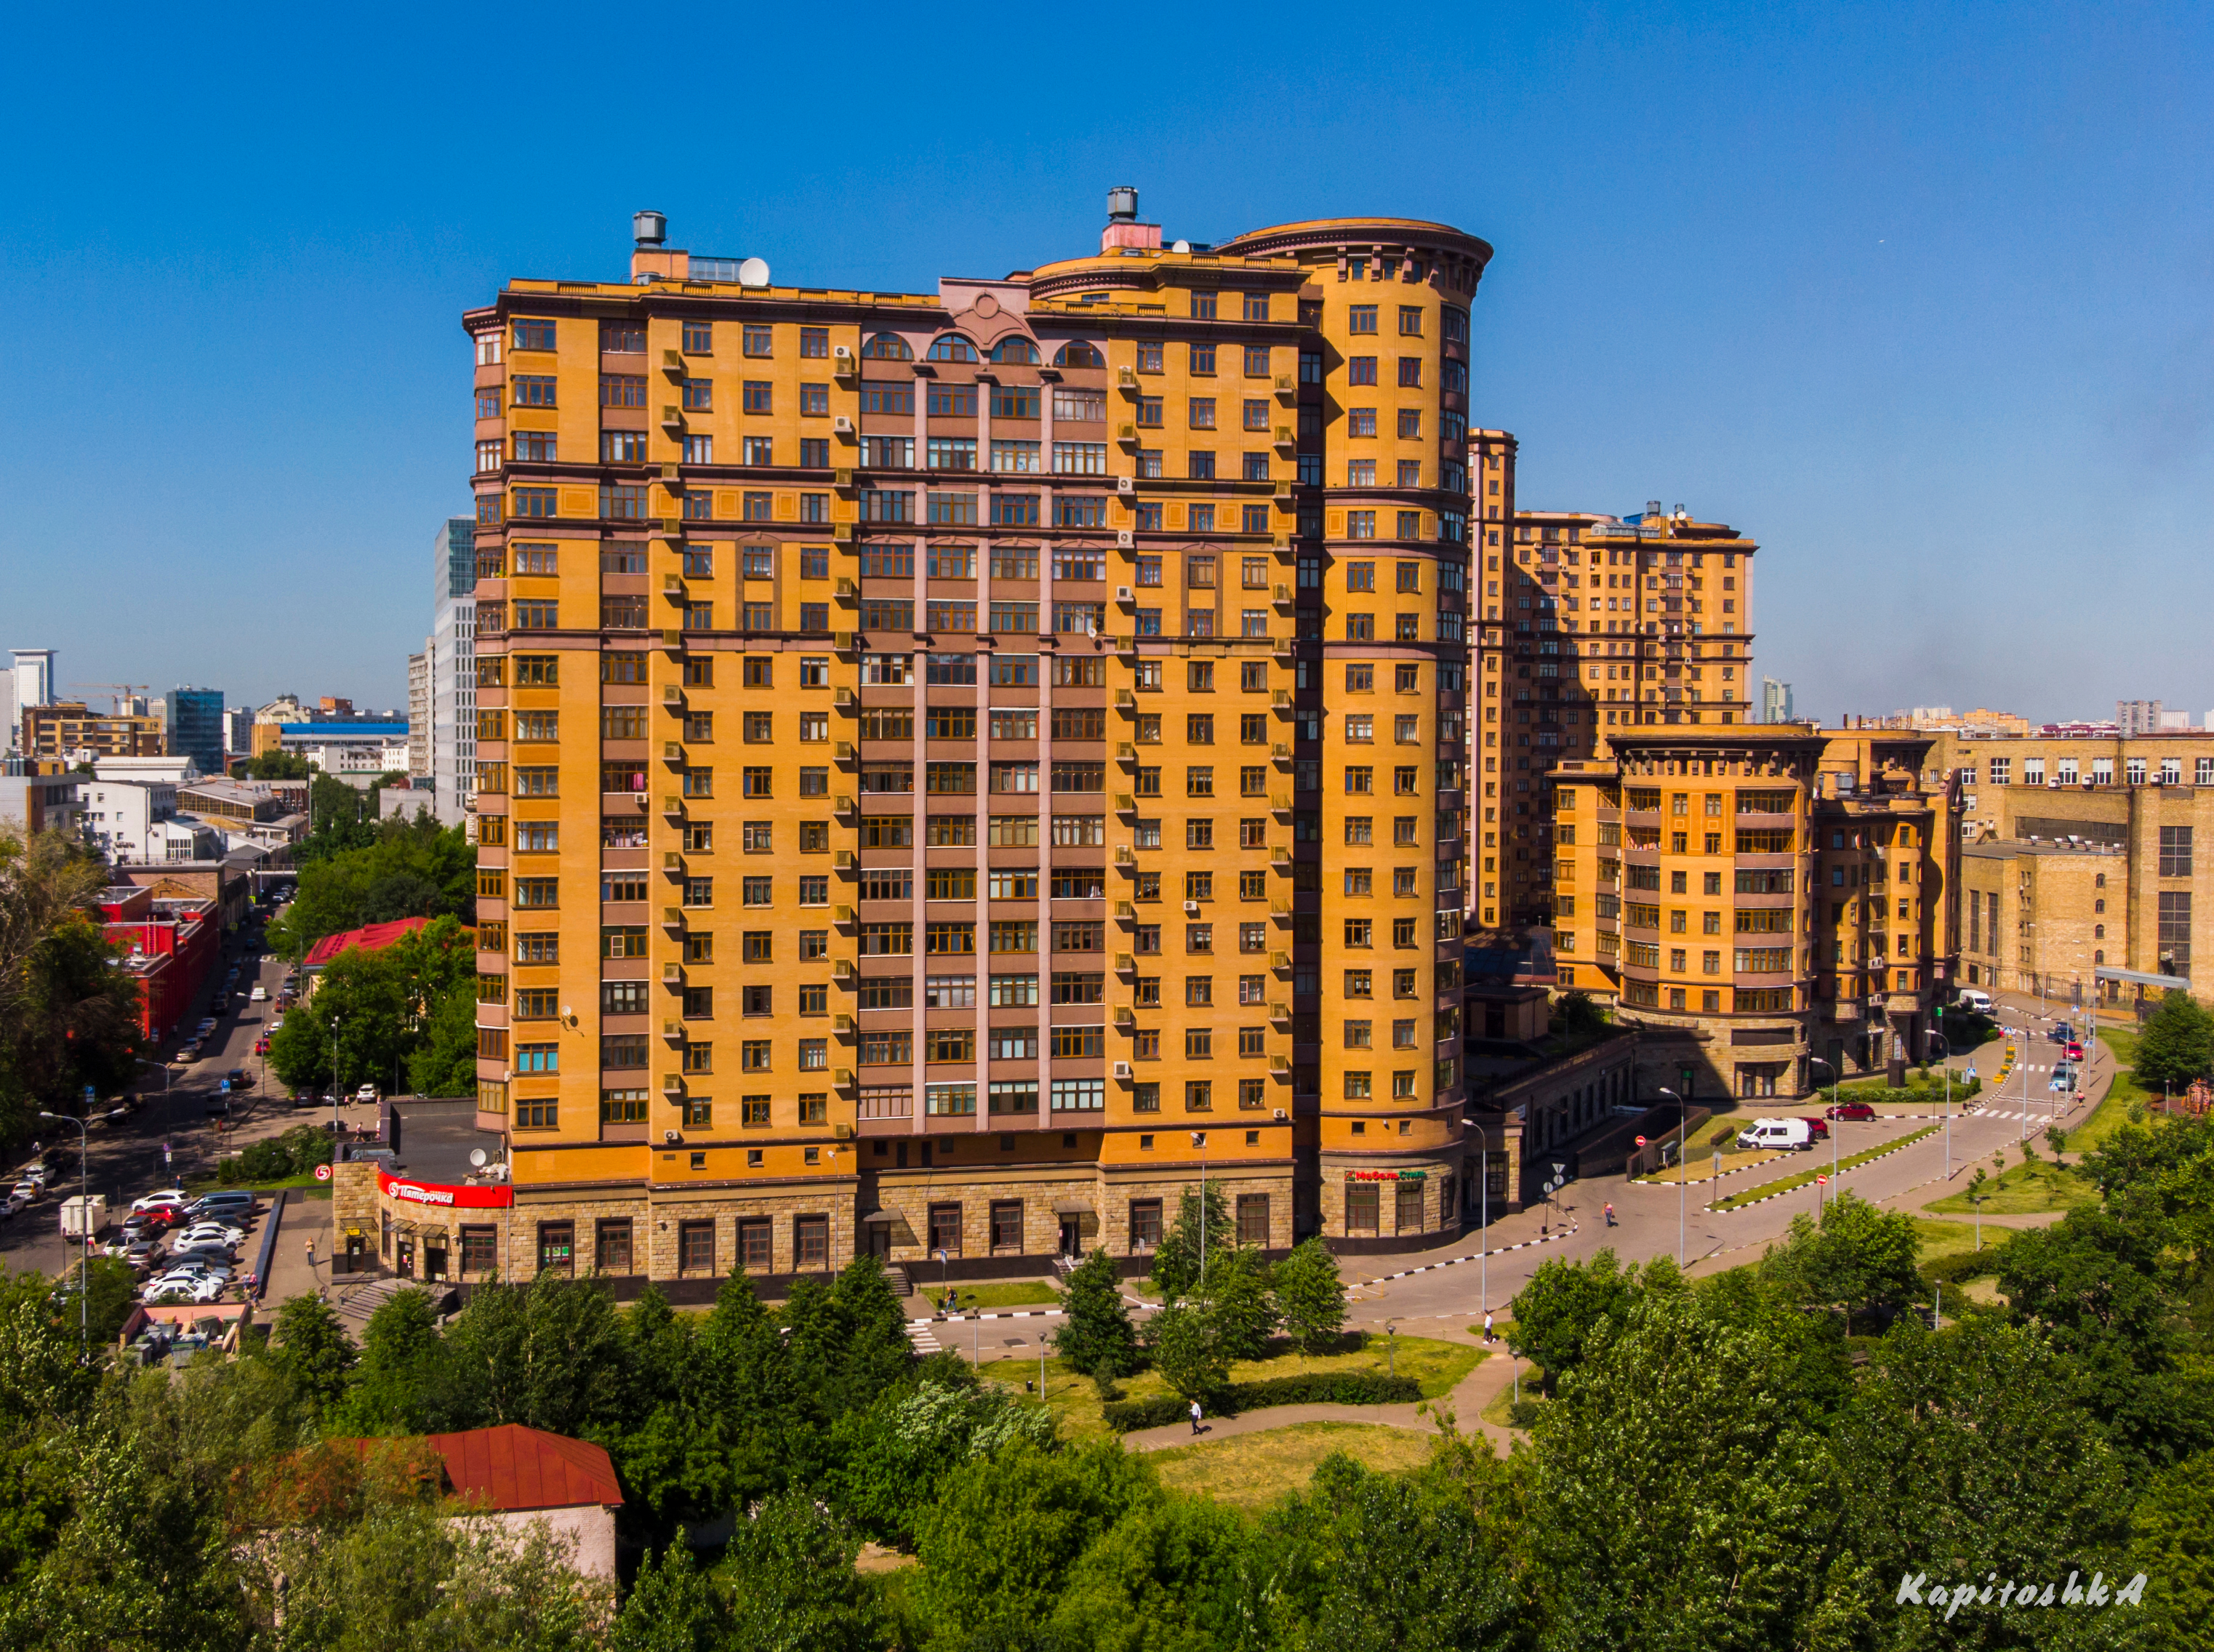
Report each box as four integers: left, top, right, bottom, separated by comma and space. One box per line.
1129, 1198, 1163, 1250
537, 1222, 574, 1276
1345, 1185, 1379, 1235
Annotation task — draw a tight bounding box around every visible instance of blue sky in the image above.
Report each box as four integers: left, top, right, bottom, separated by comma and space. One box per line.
3, 1, 2207, 724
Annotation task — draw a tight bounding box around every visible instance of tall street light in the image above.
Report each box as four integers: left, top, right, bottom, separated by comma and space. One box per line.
1656, 1086, 1684, 1269
1190, 1132, 1209, 1291
1809, 1056, 1840, 1198
329, 1014, 343, 1147
38, 1111, 90, 1357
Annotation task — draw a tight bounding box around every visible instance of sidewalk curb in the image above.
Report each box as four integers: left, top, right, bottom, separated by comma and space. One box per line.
1349, 1219, 1581, 1291
1705, 1128, 1938, 1214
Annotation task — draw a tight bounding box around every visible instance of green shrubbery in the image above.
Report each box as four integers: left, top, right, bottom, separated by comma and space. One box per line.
217, 1125, 335, 1185
1102, 1370, 1422, 1432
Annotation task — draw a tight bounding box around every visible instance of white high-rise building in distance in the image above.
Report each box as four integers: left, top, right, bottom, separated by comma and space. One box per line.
428, 518, 476, 827
6, 649, 57, 753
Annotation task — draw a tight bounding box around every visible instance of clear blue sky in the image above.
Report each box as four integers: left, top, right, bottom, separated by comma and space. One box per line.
3, 1, 2207, 725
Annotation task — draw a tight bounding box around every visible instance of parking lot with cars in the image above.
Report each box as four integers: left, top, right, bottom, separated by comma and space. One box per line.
0, 887, 351, 1305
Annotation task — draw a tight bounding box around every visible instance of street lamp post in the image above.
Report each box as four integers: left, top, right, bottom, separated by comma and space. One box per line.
1656, 1087, 1684, 1269
329, 1014, 342, 1146
1809, 1056, 1840, 1200
1477, 1120, 1489, 1320
38, 1111, 90, 1358
1928, 1032, 1952, 1181
1191, 1131, 1209, 1291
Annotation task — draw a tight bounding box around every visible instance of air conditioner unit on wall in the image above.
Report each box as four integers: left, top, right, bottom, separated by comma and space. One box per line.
1112, 1061, 1134, 1080
1116, 530, 1134, 548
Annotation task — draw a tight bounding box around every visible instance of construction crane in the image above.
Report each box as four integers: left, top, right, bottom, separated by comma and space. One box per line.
70, 683, 153, 715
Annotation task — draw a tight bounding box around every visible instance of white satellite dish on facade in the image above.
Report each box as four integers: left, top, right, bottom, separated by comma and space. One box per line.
738, 257, 771, 288
469, 1148, 487, 1168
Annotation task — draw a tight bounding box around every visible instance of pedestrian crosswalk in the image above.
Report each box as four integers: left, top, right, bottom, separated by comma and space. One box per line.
905, 1321, 943, 1356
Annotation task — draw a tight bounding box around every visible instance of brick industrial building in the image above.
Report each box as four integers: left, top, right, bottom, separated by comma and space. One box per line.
442, 198, 1488, 1288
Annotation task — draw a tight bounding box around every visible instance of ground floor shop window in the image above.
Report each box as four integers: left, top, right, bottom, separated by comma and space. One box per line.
1738, 1063, 1785, 1098
739, 1218, 773, 1272
537, 1221, 574, 1275
595, 1218, 633, 1275
1235, 1194, 1270, 1246
1345, 1184, 1380, 1234
928, 1203, 963, 1256
678, 1219, 715, 1275
1395, 1181, 1424, 1233
1128, 1198, 1162, 1250
795, 1214, 829, 1270
460, 1225, 497, 1275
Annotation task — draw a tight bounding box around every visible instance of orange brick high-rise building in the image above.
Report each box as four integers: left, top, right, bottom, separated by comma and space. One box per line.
448, 197, 1490, 1288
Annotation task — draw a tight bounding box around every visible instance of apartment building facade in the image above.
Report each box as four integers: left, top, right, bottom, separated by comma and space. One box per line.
1941, 729, 2214, 1005
1475, 504, 1759, 935
1550, 729, 1957, 1101
452, 201, 1484, 1288
21, 702, 164, 762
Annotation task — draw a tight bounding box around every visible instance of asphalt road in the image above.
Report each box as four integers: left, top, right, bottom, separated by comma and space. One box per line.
0, 903, 312, 1280
1348, 989, 2109, 1325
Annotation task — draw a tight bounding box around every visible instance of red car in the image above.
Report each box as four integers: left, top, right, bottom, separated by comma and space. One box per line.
1826, 1101, 1878, 1122
2065, 1041, 2082, 1062
1800, 1117, 1832, 1141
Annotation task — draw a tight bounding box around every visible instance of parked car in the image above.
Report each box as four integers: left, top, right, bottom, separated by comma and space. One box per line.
1736, 1118, 1814, 1152
250, 986, 267, 1001
2066, 1040, 2083, 1062
1826, 1101, 1879, 1122
1957, 989, 1994, 1014
1799, 1116, 1832, 1141
10, 1182, 41, 1205
145, 1275, 225, 1305
177, 1222, 247, 1248
189, 1192, 258, 1222
133, 1189, 190, 1213
354, 1084, 380, 1104
225, 1069, 250, 1090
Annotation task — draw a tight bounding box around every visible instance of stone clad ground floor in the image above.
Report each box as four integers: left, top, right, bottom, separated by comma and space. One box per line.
334, 1144, 1495, 1301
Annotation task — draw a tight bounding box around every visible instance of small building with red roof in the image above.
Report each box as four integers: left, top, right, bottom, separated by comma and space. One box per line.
361, 1424, 624, 1579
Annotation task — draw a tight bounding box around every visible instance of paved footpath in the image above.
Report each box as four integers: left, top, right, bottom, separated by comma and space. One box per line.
1122, 1326, 1531, 1458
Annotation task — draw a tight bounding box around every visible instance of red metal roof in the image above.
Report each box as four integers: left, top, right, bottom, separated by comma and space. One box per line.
421, 1424, 622, 1512
303, 915, 429, 968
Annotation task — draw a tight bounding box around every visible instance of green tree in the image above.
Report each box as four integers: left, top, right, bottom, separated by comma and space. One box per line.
1206, 1244, 1277, 1362
272, 1291, 358, 1418
832, 1360, 1056, 1549
1043, 1493, 1262, 1651
54, 1255, 140, 1346
2130, 1449, 2214, 1651
0, 912, 145, 1137
1553, 990, 1608, 1042
1149, 1178, 1232, 1299
268, 810, 475, 960
269, 913, 476, 1097
2136, 990, 2214, 1091
1759, 1191, 1922, 1333
237, 749, 313, 781
1526, 1291, 1838, 1651
1272, 1236, 1348, 1355
332, 1286, 444, 1435
910, 1439, 1160, 1647
1147, 1296, 1230, 1405
435, 1270, 628, 1438
718, 1491, 884, 1652
1508, 1248, 1642, 1396
612, 1538, 727, 1652
1054, 1247, 1144, 1385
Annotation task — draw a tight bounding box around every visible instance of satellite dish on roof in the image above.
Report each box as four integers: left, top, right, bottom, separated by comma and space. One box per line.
738, 257, 770, 288
468, 1148, 487, 1168
1172, 239, 1191, 254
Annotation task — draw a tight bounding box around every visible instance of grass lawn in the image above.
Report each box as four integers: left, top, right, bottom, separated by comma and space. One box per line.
1709, 1127, 1938, 1211
1480, 1364, 1546, 1428
995, 1334, 1485, 1444
945, 1280, 1059, 1310
2068, 1066, 2150, 1155
2095, 1023, 2139, 1067
1150, 1421, 1433, 1510
1912, 1219, 1988, 1262
1925, 1159, 2096, 1216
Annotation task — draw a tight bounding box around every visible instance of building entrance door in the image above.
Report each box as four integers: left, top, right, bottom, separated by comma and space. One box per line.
396, 1237, 414, 1279
864, 1223, 891, 1261
1058, 1216, 1082, 1257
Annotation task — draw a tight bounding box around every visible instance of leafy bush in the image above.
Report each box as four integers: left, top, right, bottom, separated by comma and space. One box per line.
1507, 1398, 1544, 1429
1101, 1370, 1421, 1432
218, 1125, 337, 1184
1922, 1246, 2008, 1286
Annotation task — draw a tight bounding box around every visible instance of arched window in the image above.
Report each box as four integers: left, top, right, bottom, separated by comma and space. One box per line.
2095, 898, 2105, 914
2095, 950, 2106, 966
990, 336, 1038, 365
861, 332, 912, 360
2095, 924, 2106, 939
1054, 341, 1104, 369
926, 334, 978, 362
2095, 873, 2106, 889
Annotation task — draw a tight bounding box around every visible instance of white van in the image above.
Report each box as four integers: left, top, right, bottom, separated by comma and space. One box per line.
1736, 1117, 1814, 1152
1956, 989, 1994, 1015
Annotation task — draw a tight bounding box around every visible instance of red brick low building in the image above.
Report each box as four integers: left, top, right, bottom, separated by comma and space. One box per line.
100, 885, 219, 1043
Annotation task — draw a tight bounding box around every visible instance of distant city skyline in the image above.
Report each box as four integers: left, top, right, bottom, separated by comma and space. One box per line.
3, 4, 2209, 715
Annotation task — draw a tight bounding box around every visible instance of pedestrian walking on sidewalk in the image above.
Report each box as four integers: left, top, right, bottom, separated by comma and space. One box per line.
1604, 1201, 1617, 1227
304, 1236, 316, 1268
1483, 1310, 1495, 1344
1189, 1398, 1203, 1435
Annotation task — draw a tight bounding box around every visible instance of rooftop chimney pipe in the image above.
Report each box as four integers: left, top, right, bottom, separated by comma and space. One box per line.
1106, 186, 1139, 223
633, 209, 667, 247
